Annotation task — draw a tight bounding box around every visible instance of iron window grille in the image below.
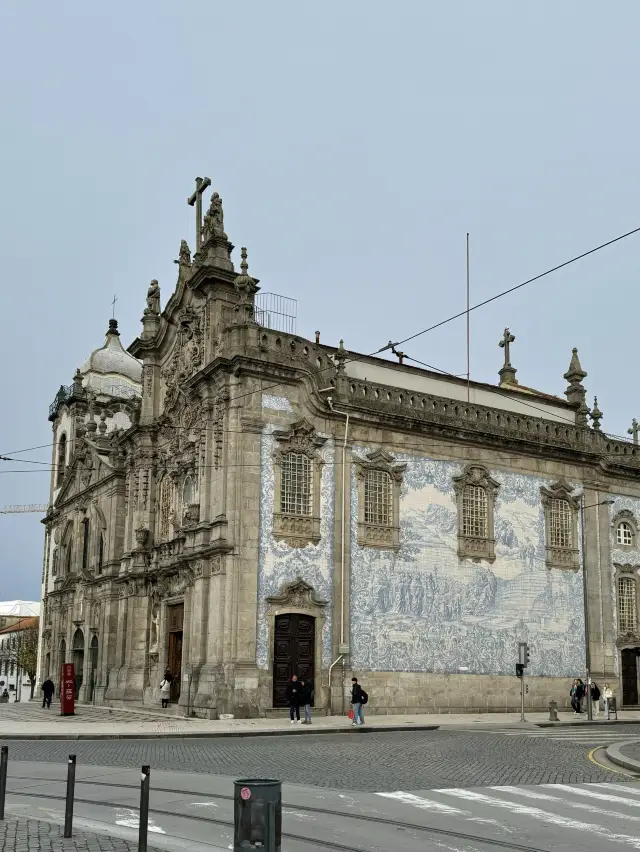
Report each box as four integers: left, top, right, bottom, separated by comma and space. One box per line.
618, 575, 637, 633
462, 485, 488, 538
364, 469, 392, 526
550, 498, 573, 549
280, 452, 312, 516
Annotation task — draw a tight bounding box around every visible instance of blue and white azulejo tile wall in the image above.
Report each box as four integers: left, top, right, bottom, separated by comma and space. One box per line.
256, 406, 335, 670
350, 450, 585, 678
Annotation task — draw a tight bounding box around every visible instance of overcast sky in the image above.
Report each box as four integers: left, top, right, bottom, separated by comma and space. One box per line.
1, 2, 638, 600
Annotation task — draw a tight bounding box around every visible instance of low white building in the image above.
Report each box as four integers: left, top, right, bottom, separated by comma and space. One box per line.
0, 602, 41, 702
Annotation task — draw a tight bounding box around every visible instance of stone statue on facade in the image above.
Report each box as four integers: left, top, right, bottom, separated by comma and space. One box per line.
149, 602, 159, 653
145, 280, 161, 315
203, 192, 226, 240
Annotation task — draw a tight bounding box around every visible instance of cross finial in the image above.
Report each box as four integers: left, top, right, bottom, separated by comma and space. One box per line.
629, 418, 639, 444
111, 294, 117, 319
187, 176, 212, 252
240, 246, 248, 274
499, 327, 515, 367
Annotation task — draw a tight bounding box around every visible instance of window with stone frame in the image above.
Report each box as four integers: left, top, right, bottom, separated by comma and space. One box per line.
613, 510, 637, 550
355, 450, 406, 549
540, 480, 580, 570
272, 419, 326, 547
56, 434, 67, 488
453, 464, 499, 562
98, 534, 104, 574
81, 518, 90, 573
51, 547, 59, 577
618, 574, 638, 633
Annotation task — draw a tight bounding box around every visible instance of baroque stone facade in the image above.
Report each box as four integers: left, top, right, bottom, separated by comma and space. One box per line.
37, 183, 640, 716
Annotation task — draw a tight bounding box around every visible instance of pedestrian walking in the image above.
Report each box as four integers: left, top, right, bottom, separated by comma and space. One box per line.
570, 678, 584, 714
160, 670, 172, 709
286, 674, 302, 723
351, 677, 368, 726
41, 677, 55, 709
603, 683, 614, 720
300, 679, 314, 724
590, 680, 601, 717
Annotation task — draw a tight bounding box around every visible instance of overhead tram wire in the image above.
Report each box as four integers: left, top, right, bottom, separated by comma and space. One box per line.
377, 224, 640, 352
3, 226, 638, 460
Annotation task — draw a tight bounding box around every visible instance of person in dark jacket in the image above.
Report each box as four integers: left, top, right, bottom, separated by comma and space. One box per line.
351, 677, 366, 726
286, 675, 302, 723
570, 678, 584, 714
41, 677, 55, 709
300, 679, 314, 724
590, 681, 601, 717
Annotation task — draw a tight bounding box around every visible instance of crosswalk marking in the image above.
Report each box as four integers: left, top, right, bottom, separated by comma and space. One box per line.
377, 791, 468, 815
376, 783, 640, 849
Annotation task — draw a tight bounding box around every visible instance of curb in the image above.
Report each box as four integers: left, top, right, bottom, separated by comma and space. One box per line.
0, 723, 440, 741
536, 720, 640, 728
606, 741, 640, 773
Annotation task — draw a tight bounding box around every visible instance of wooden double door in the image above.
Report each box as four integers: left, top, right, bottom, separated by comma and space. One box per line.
622, 648, 639, 706
272, 613, 315, 707
167, 603, 184, 703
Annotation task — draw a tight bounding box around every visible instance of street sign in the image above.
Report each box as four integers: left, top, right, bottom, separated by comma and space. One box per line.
60, 663, 75, 716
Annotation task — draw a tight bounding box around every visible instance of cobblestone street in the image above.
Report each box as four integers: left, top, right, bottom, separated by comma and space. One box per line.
1, 727, 631, 791
0, 817, 161, 852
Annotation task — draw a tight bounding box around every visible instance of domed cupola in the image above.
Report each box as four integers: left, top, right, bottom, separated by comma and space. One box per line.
79, 318, 142, 397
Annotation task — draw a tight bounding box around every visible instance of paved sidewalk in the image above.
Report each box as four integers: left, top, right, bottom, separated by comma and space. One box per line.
0, 816, 161, 851
606, 739, 640, 773
2, 701, 640, 738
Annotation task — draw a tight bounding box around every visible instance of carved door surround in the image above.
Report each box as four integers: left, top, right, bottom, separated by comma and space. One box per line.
265, 577, 327, 707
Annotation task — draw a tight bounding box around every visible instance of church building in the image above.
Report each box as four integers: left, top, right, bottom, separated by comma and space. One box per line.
37, 181, 640, 716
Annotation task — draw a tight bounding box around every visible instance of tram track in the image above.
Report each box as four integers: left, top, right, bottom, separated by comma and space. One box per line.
4, 774, 570, 852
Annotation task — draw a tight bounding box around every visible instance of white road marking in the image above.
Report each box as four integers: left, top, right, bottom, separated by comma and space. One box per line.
377, 791, 469, 815
491, 785, 640, 823
114, 807, 166, 834
186, 801, 220, 808
437, 789, 640, 848
544, 784, 640, 808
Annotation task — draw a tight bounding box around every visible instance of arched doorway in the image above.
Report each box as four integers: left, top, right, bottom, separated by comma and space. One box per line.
72, 629, 84, 700
272, 613, 315, 707
88, 635, 98, 703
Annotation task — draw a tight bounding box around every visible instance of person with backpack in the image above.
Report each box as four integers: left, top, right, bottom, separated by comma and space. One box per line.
300, 679, 314, 724
351, 677, 368, 726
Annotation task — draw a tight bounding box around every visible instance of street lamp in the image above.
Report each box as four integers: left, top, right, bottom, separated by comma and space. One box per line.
581, 496, 615, 720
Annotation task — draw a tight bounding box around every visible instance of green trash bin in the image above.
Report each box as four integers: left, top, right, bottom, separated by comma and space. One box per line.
233, 778, 281, 851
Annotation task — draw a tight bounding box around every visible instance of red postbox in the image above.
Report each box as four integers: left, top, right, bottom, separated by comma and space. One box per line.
60, 663, 75, 716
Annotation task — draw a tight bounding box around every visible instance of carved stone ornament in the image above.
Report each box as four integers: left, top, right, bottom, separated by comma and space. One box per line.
161, 306, 204, 407
145, 279, 161, 316
614, 563, 639, 576
616, 632, 640, 649
540, 480, 580, 571
272, 419, 327, 548
354, 449, 406, 550
452, 464, 500, 563
183, 502, 200, 527
266, 577, 327, 610
135, 527, 149, 550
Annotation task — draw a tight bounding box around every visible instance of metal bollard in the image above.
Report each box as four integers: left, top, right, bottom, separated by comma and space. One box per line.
138, 765, 150, 852
64, 755, 76, 838
549, 700, 558, 722
0, 746, 8, 820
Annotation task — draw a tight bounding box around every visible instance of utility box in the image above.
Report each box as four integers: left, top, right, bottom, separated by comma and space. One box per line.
233, 778, 281, 852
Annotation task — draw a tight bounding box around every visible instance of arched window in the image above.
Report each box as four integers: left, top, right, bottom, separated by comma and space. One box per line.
280, 452, 312, 516
462, 484, 488, 539
618, 576, 637, 632
617, 521, 634, 547
51, 547, 59, 577
364, 469, 392, 527
550, 498, 573, 549
82, 518, 90, 572
56, 434, 67, 487
65, 546, 72, 576
98, 534, 104, 574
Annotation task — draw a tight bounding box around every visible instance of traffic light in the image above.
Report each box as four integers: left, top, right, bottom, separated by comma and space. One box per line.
515, 663, 524, 678
518, 642, 531, 668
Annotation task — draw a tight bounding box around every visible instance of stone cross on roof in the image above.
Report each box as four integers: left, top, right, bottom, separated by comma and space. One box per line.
628, 418, 639, 444
187, 176, 212, 252
498, 327, 518, 387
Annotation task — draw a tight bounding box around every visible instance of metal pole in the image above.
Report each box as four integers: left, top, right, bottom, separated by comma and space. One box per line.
138, 765, 150, 852
581, 496, 593, 720
520, 673, 525, 722
64, 755, 76, 838
466, 232, 470, 403
264, 799, 276, 852
0, 746, 8, 820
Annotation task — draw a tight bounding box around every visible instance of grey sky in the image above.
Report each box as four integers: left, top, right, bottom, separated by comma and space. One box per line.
1, 1, 638, 599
